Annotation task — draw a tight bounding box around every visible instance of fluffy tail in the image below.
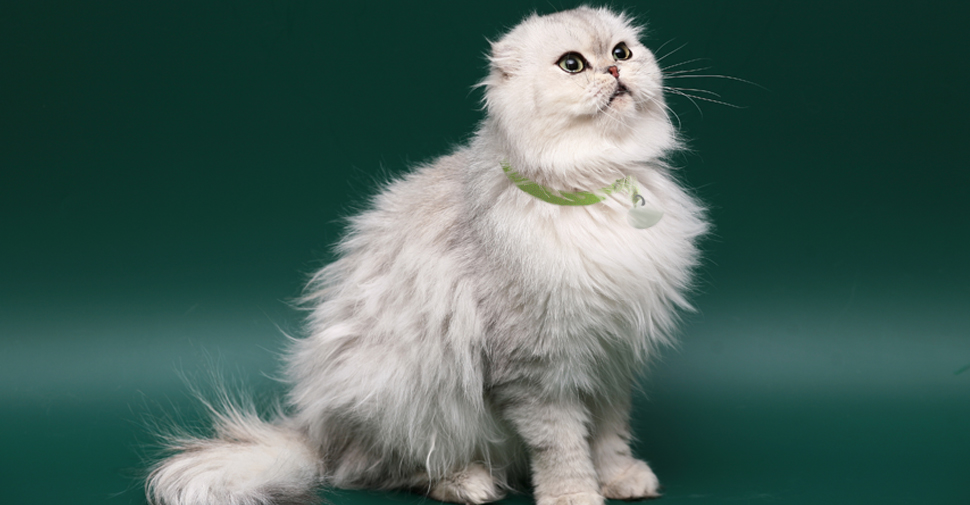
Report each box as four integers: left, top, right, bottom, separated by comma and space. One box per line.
147, 403, 321, 505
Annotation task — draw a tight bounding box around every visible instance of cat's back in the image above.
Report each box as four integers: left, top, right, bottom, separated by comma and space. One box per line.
299, 148, 482, 347
344, 150, 471, 254
289, 149, 494, 471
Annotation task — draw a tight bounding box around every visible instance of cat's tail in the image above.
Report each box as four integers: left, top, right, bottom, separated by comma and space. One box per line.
147, 400, 322, 505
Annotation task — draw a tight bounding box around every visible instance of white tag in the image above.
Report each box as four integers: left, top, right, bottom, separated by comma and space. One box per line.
627, 205, 663, 229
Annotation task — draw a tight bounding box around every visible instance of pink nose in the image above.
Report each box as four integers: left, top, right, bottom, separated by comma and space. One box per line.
607, 66, 619, 78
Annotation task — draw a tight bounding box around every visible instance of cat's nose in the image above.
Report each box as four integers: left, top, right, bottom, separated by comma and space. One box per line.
607, 66, 619, 78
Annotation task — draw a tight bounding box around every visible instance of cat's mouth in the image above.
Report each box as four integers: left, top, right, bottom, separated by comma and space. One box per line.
608, 83, 631, 105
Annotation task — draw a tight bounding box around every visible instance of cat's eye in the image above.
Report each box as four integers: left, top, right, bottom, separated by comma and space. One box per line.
612, 42, 632, 61
557, 52, 586, 73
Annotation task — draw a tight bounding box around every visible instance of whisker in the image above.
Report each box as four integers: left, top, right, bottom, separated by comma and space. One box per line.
654, 97, 683, 129
655, 42, 688, 64
667, 89, 743, 109
662, 67, 713, 76
666, 90, 705, 115
664, 86, 722, 98
661, 58, 709, 72
652, 38, 677, 57
664, 74, 767, 89
651, 41, 762, 115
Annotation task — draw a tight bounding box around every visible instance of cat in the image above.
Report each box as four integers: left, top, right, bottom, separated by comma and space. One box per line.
147, 6, 708, 505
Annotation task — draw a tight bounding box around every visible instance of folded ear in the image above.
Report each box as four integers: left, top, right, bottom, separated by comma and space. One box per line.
488, 39, 519, 79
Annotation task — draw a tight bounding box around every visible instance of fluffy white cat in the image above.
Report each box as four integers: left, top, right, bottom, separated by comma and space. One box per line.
148, 6, 708, 505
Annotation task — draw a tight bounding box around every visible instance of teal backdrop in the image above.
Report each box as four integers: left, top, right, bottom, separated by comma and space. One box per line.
2, 1, 968, 504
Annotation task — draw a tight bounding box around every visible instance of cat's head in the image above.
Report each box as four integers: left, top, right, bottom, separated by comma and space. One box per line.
482, 7, 675, 179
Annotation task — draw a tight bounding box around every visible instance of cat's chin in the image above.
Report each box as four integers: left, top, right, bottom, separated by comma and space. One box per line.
485, 103, 673, 176
602, 93, 636, 119
606, 84, 631, 107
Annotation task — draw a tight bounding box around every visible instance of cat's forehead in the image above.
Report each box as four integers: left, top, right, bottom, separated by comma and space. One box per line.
515, 8, 642, 56
548, 11, 635, 50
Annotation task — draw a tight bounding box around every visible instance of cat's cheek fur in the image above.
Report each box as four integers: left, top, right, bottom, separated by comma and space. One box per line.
146, 7, 707, 505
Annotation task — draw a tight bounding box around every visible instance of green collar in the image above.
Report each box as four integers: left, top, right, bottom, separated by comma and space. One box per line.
500, 161, 663, 229
501, 161, 639, 206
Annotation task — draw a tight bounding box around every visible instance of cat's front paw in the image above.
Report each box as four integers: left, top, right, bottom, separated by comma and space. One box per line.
537, 492, 605, 505
600, 459, 660, 500
427, 463, 505, 504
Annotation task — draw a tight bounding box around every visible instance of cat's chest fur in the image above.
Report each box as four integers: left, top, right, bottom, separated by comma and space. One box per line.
464, 159, 703, 393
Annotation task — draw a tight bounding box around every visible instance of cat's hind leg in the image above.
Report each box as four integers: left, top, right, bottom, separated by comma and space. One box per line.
420, 463, 506, 505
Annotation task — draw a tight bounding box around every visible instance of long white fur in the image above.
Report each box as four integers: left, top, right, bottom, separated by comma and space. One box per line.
148, 7, 708, 505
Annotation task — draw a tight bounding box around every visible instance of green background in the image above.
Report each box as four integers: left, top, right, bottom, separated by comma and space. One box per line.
2, 1, 968, 504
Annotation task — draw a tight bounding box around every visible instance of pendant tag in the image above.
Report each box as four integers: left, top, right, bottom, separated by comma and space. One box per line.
628, 205, 664, 229
624, 186, 663, 229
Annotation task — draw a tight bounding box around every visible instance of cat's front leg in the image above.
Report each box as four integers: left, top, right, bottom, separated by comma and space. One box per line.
589, 396, 660, 500
497, 388, 604, 505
